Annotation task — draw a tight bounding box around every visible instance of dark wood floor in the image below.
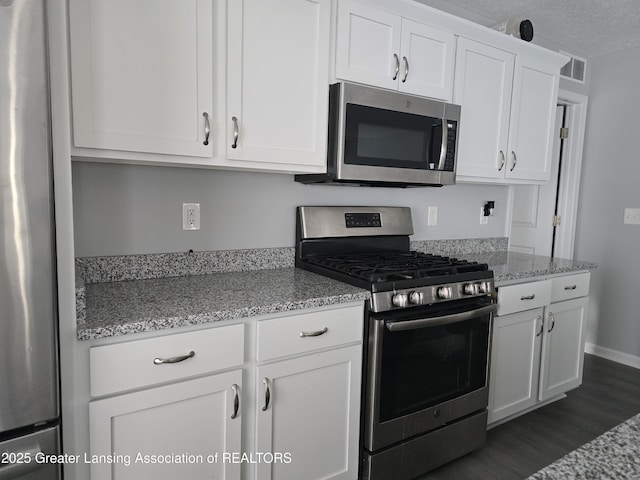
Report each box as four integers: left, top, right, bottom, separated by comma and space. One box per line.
420, 354, 640, 480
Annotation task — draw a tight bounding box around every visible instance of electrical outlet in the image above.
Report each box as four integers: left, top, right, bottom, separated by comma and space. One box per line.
427, 206, 438, 226
623, 208, 640, 225
182, 203, 200, 230
480, 207, 488, 225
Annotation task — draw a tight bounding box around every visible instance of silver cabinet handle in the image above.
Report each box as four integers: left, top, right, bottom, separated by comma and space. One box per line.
153, 350, 195, 365
230, 384, 240, 419
548, 313, 556, 333
402, 56, 409, 83
510, 151, 517, 171
231, 116, 239, 149
521, 294, 536, 301
299, 327, 328, 338
498, 150, 506, 171
564, 285, 577, 291
535, 315, 544, 337
202, 112, 210, 146
392, 53, 400, 80
262, 378, 271, 411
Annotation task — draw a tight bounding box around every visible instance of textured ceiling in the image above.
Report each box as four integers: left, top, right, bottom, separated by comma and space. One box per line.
418, 0, 640, 58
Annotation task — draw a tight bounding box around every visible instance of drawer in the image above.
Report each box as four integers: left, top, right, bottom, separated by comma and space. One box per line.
551, 272, 590, 303
497, 280, 551, 316
257, 304, 363, 362
90, 323, 244, 397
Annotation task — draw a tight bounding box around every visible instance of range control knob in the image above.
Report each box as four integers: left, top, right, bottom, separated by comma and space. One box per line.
463, 283, 480, 295
436, 286, 453, 300
409, 291, 425, 305
392, 293, 409, 308
479, 281, 492, 294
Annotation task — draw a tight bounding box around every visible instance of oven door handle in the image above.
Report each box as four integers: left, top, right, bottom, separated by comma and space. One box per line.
385, 304, 497, 332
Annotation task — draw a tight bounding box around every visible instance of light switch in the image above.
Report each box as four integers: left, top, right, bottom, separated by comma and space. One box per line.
427, 206, 438, 226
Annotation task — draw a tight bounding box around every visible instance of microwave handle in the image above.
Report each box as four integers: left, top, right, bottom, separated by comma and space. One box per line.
385, 303, 497, 332
437, 119, 449, 170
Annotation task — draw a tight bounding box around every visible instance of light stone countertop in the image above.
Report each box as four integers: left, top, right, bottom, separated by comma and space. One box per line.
528, 412, 640, 479
75, 241, 596, 341
77, 267, 370, 341
456, 251, 597, 285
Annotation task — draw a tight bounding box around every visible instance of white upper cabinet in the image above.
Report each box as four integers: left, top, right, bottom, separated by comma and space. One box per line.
454, 38, 561, 184
224, 0, 330, 173
68, 0, 213, 159
335, 0, 455, 101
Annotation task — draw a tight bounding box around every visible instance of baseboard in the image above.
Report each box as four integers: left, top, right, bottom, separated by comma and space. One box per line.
585, 343, 640, 369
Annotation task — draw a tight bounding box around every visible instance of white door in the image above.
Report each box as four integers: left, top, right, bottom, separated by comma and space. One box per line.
510, 106, 564, 255
89, 372, 242, 480
488, 308, 543, 424
255, 346, 361, 480
68, 0, 213, 157
539, 297, 588, 401
506, 57, 559, 181
453, 38, 514, 180
334, 0, 401, 90
397, 19, 455, 101
226, 0, 330, 170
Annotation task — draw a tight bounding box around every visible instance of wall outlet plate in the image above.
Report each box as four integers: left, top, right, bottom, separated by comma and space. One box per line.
182, 203, 200, 230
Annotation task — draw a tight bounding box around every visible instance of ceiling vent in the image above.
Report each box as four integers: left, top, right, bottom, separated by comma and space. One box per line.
560, 51, 587, 84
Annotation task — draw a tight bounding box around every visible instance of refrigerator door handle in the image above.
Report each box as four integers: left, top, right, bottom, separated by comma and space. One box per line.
0, 445, 43, 479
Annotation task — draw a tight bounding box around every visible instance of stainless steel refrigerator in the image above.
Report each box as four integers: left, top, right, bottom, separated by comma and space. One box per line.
1, 0, 61, 478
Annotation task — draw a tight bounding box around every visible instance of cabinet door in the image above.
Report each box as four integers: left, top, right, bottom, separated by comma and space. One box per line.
255, 345, 361, 480
454, 38, 514, 181
539, 297, 588, 401
506, 57, 560, 182
68, 0, 213, 157
335, 0, 401, 90
226, 0, 330, 171
398, 19, 455, 101
90, 371, 242, 480
489, 308, 543, 424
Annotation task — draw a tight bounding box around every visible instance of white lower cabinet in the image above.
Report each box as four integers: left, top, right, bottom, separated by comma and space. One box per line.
87, 304, 364, 480
255, 346, 361, 480
489, 273, 590, 425
90, 371, 242, 480
253, 304, 363, 480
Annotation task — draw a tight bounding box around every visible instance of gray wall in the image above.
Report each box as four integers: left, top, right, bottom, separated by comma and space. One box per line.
72, 162, 509, 257
575, 46, 640, 359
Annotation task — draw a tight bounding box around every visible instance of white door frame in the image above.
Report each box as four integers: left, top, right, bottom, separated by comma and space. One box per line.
506, 89, 588, 259
554, 89, 589, 259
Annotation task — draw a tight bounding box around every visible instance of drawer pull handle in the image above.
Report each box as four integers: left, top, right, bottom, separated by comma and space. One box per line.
564, 285, 577, 291
231, 384, 240, 419
262, 378, 271, 411
153, 350, 195, 365
299, 327, 328, 338
521, 294, 536, 301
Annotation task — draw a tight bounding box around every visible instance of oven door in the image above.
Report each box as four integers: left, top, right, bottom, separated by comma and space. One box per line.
363, 297, 496, 452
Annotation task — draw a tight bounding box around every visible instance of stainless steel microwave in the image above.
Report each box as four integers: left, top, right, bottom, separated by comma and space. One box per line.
295, 82, 461, 187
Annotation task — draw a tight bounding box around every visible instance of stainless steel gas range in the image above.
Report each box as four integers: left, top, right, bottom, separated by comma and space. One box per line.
295, 206, 496, 480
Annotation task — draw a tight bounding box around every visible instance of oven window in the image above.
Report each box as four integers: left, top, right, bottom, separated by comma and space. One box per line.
344, 104, 443, 170
378, 315, 490, 422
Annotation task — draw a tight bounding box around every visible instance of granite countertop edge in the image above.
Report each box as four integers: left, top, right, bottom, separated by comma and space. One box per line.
76, 268, 370, 341
75, 244, 597, 341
